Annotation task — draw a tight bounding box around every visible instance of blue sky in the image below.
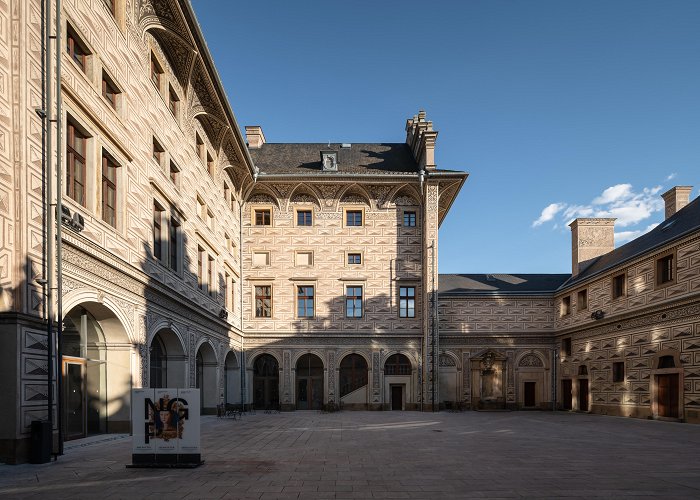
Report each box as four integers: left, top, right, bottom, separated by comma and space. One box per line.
192, 0, 700, 274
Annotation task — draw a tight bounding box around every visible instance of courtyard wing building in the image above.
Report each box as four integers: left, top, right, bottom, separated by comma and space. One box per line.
0, 0, 698, 463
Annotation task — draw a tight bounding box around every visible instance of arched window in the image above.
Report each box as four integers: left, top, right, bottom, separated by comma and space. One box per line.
658, 355, 675, 369
149, 334, 167, 388
296, 354, 323, 377
339, 354, 368, 397
384, 354, 411, 375
578, 365, 588, 376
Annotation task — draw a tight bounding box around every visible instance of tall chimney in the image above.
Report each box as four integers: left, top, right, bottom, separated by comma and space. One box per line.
405, 110, 438, 170
245, 125, 266, 149
569, 218, 616, 277
661, 186, 692, 219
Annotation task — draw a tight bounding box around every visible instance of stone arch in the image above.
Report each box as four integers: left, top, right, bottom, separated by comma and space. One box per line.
148, 324, 187, 389
250, 352, 280, 410
336, 349, 371, 367
62, 288, 135, 343
287, 184, 323, 211
195, 341, 218, 412
515, 350, 547, 368
61, 299, 132, 438
245, 349, 282, 370
147, 318, 187, 353
291, 349, 327, 368
336, 183, 372, 210
223, 349, 241, 405
295, 353, 325, 410
381, 350, 418, 369
245, 186, 281, 210
338, 353, 370, 407
438, 351, 460, 407
388, 184, 422, 207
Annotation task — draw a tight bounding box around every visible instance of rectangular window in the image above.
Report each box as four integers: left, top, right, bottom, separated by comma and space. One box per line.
197, 246, 205, 290
101, 151, 118, 227
252, 251, 270, 267
66, 121, 87, 206
206, 210, 214, 229
657, 254, 675, 285
255, 285, 272, 318
403, 211, 416, 227
577, 289, 588, 311
295, 251, 313, 267
153, 203, 164, 261
297, 286, 314, 318
612, 273, 626, 299
346, 210, 363, 227
168, 86, 179, 116
152, 138, 164, 167
197, 196, 206, 220
66, 26, 88, 72
169, 161, 180, 186
347, 253, 362, 265
562, 338, 572, 357
297, 210, 313, 226
561, 296, 571, 316
208, 256, 215, 296
254, 208, 271, 226
196, 133, 205, 161
399, 286, 416, 318
169, 217, 179, 272
101, 71, 119, 109
207, 152, 214, 176
223, 273, 229, 309
612, 362, 625, 383
150, 53, 162, 90
346, 286, 363, 318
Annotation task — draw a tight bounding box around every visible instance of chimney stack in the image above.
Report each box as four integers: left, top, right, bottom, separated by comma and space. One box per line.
569, 218, 616, 277
661, 186, 692, 219
245, 126, 266, 149
405, 110, 438, 170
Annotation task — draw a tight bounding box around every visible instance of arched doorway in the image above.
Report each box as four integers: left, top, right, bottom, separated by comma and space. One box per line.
224, 351, 241, 405
253, 354, 279, 410
339, 354, 368, 409
62, 302, 130, 440
196, 343, 218, 413
149, 329, 186, 388
296, 354, 324, 410
438, 354, 458, 408
384, 354, 412, 411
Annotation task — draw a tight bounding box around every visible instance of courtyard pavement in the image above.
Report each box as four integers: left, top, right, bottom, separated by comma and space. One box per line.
1, 410, 699, 499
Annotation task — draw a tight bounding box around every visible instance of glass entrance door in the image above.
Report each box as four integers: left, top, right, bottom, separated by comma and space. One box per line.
63, 358, 86, 440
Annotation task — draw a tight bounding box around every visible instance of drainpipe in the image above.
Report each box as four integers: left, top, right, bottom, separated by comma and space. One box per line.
43, 0, 55, 460
55, 0, 65, 456
238, 198, 246, 406
552, 348, 558, 411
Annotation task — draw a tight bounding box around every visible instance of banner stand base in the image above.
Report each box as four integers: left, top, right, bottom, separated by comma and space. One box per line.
127, 454, 204, 468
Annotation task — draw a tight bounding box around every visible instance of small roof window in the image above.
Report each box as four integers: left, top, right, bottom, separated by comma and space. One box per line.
320, 150, 338, 172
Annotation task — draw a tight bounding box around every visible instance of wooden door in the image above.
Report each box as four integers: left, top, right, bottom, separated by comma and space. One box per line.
524, 382, 536, 407
657, 374, 679, 418
391, 385, 403, 410
579, 379, 589, 411
562, 379, 573, 410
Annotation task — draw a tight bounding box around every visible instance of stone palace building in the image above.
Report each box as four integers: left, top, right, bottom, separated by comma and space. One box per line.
0, 0, 698, 463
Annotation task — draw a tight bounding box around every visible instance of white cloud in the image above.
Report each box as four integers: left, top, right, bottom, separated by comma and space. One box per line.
666, 173, 677, 181
532, 203, 565, 227
532, 180, 668, 245
615, 223, 659, 244
592, 183, 633, 205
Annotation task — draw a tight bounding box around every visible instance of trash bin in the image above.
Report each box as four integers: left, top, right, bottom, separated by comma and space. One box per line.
30, 420, 51, 464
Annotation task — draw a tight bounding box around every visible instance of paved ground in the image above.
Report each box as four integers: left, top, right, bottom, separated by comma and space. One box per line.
1, 410, 699, 499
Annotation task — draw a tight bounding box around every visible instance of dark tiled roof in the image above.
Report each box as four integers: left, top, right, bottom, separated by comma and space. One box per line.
566, 195, 700, 287
249, 143, 420, 175
439, 274, 570, 295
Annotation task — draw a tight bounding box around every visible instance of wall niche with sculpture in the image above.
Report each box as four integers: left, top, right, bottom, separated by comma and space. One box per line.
470, 350, 508, 410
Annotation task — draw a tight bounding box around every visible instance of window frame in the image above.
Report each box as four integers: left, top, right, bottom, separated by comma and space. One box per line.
101, 150, 118, 228
655, 251, 676, 288
345, 285, 363, 318
152, 137, 164, 168
612, 272, 627, 300
399, 286, 416, 318
66, 24, 89, 73
562, 337, 572, 357
296, 285, 315, 319
576, 289, 588, 312
101, 70, 120, 110
254, 285, 272, 318
169, 160, 180, 187
252, 251, 270, 268
66, 119, 88, 206
344, 207, 364, 228
168, 85, 179, 117
560, 296, 571, 317
346, 252, 363, 266
150, 52, 163, 92
251, 206, 273, 227
612, 361, 625, 383
295, 208, 314, 227
403, 210, 417, 227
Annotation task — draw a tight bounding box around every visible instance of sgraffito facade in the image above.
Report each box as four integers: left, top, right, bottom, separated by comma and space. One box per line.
0, 0, 698, 465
